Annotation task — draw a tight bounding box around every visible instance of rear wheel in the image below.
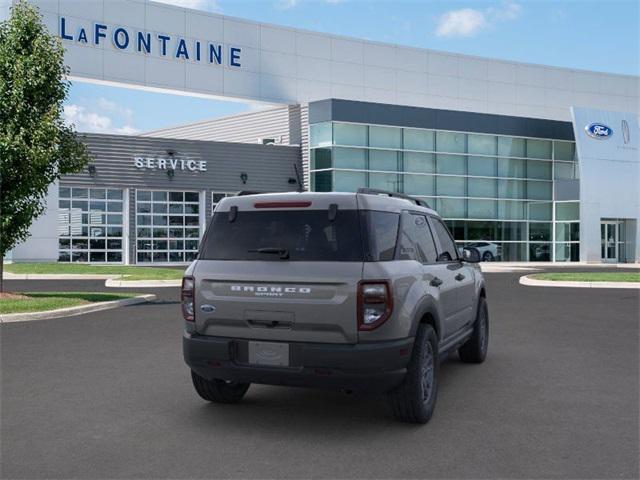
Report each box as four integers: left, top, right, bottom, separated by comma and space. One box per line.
387, 324, 439, 424
458, 297, 489, 363
482, 251, 494, 262
191, 371, 250, 404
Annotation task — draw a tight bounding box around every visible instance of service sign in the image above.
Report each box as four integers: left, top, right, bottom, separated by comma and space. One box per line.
134, 156, 207, 172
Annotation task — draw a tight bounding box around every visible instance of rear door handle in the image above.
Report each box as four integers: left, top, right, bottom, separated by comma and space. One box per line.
430, 277, 443, 287
455, 273, 465, 281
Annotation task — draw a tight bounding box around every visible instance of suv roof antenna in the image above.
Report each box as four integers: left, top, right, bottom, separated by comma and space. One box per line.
356, 188, 430, 209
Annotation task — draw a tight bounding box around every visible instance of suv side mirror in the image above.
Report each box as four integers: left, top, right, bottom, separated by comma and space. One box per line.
462, 247, 481, 263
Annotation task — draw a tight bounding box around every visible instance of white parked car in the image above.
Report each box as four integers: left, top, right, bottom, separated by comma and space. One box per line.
463, 242, 502, 262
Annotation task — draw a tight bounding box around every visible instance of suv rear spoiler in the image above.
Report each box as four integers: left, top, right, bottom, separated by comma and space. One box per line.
357, 188, 431, 209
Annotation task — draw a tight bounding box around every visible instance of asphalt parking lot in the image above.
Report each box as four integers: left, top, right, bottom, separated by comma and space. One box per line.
2, 269, 639, 479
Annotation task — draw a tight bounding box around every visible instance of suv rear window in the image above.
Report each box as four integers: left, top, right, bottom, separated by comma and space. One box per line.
200, 210, 364, 261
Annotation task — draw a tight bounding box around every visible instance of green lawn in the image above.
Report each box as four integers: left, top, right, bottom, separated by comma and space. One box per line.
531, 272, 640, 283
0, 292, 140, 315
5, 263, 184, 281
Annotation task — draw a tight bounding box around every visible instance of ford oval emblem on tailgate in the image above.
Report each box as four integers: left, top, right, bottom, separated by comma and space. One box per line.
200, 304, 216, 312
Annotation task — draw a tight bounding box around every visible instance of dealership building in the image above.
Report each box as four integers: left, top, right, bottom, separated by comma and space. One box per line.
3, 0, 639, 264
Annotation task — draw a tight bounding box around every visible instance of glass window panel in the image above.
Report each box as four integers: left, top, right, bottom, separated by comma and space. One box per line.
529, 243, 551, 261
498, 179, 525, 199
369, 173, 400, 191
404, 129, 434, 151
467, 221, 496, 240
555, 222, 580, 241
169, 240, 184, 250
555, 242, 579, 262
185, 192, 199, 202
445, 220, 464, 240
169, 216, 184, 226
334, 171, 366, 192
90, 239, 105, 249
153, 252, 168, 262
334, 148, 366, 169
556, 202, 579, 221
311, 148, 332, 170
528, 202, 552, 221
107, 239, 122, 250
334, 123, 367, 146
58, 251, 71, 262
529, 222, 552, 241
169, 251, 185, 262
369, 125, 402, 149
59, 187, 70, 198
468, 200, 497, 219
72, 238, 88, 249
72, 251, 89, 262
468, 178, 497, 198
89, 213, 105, 225
169, 203, 183, 214
436, 131, 466, 153
107, 189, 123, 200
59, 239, 71, 249
527, 139, 552, 159
137, 190, 151, 201
404, 152, 435, 173
437, 198, 466, 218
137, 202, 151, 213
90, 251, 106, 262
153, 215, 168, 226
212, 193, 228, 204
498, 158, 525, 178
310, 122, 332, 147
554, 141, 575, 161
153, 203, 168, 213
436, 176, 466, 196
72, 200, 88, 210
497, 222, 526, 241
59, 200, 70, 209
90, 201, 106, 212
107, 251, 122, 262
185, 228, 199, 238
107, 226, 123, 237
468, 156, 497, 176
107, 214, 122, 225
137, 252, 152, 263
90, 189, 106, 199
169, 228, 184, 238
404, 174, 434, 196
500, 242, 527, 261
527, 181, 552, 200
312, 171, 332, 192
185, 216, 199, 226
468, 134, 497, 156
436, 154, 466, 175
185, 252, 198, 261
153, 228, 168, 239
498, 201, 525, 220
73, 188, 88, 198
137, 228, 151, 238
107, 202, 122, 212
137, 215, 151, 226
153, 240, 168, 250
527, 160, 552, 180
89, 227, 105, 237
153, 191, 167, 202
185, 240, 199, 250
498, 137, 525, 157
369, 150, 398, 172
185, 204, 199, 214
170, 191, 183, 202
554, 162, 578, 180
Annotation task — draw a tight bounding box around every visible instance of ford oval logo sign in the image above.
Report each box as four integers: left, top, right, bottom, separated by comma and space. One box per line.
585, 123, 613, 139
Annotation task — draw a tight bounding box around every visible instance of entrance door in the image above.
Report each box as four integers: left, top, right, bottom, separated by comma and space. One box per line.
601, 221, 618, 262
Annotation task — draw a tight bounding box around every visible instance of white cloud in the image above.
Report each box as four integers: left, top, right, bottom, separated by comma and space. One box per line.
64, 103, 139, 135
435, 2, 522, 38
152, 0, 221, 13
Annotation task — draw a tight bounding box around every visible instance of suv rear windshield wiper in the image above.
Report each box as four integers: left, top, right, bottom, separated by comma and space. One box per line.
248, 247, 290, 259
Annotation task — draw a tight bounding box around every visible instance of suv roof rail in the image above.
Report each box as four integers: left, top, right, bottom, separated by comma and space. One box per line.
235, 190, 264, 196
356, 188, 431, 209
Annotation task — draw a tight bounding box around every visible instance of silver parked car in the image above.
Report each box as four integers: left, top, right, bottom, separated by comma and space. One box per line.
182, 189, 489, 423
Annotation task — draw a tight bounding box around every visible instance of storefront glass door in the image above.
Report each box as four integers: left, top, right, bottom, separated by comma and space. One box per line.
601, 221, 618, 262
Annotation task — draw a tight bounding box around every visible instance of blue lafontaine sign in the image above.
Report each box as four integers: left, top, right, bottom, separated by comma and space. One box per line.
59, 17, 242, 68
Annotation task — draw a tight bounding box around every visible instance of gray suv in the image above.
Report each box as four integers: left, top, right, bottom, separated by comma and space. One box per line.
182, 189, 488, 423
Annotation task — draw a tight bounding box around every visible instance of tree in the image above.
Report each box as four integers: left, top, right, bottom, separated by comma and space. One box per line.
0, 1, 90, 292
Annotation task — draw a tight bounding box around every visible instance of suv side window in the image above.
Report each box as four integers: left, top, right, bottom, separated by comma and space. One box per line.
397, 213, 437, 263
430, 217, 459, 262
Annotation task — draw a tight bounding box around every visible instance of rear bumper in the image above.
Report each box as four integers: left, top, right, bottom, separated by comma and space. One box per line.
183, 332, 414, 393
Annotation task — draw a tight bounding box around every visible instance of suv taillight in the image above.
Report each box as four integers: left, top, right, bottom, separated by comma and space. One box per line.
182, 276, 195, 322
358, 280, 393, 331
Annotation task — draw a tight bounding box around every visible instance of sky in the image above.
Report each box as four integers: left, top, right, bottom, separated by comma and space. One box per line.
64, 0, 639, 135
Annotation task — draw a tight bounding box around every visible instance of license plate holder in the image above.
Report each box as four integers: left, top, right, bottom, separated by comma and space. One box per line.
248, 341, 290, 367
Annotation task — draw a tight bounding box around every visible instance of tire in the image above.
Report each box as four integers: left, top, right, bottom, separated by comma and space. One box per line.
482, 251, 494, 262
387, 324, 439, 424
458, 297, 489, 364
191, 371, 250, 404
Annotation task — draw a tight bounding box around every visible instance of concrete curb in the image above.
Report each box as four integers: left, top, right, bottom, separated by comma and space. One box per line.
519, 275, 640, 289
105, 278, 181, 288
0, 294, 157, 324
3, 273, 181, 288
